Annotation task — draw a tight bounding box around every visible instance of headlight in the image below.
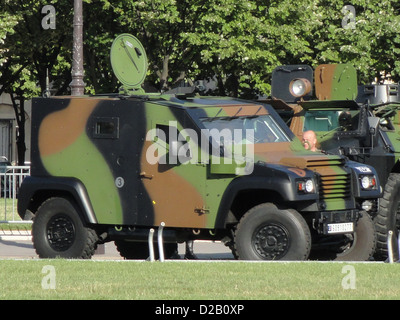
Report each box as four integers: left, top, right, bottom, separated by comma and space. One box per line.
360, 175, 377, 190
297, 179, 315, 193
289, 78, 312, 97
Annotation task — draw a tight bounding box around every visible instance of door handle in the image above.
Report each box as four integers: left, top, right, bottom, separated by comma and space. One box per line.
140, 171, 153, 180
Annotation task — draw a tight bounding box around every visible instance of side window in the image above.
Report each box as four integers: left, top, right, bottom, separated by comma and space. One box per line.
154, 124, 192, 163
304, 111, 338, 132
155, 124, 172, 144
92, 117, 119, 139
304, 110, 362, 133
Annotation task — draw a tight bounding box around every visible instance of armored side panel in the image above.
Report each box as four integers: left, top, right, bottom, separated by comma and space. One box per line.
137, 99, 211, 229
315, 64, 358, 100
31, 97, 151, 226
29, 96, 234, 229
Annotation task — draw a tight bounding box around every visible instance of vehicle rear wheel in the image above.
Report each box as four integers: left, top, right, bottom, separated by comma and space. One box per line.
234, 203, 311, 260
374, 173, 400, 260
32, 197, 98, 259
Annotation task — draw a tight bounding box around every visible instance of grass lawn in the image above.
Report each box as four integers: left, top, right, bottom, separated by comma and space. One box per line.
0, 259, 399, 300
0, 198, 31, 230
0, 198, 20, 221
0, 198, 16, 218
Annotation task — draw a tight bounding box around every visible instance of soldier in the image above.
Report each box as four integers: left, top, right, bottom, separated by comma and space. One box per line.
302, 130, 318, 152
338, 111, 353, 130
184, 240, 197, 260
169, 241, 197, 259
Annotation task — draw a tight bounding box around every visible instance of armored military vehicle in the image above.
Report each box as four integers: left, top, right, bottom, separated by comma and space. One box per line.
270, 63, 399, 259
17, 35, 381, 261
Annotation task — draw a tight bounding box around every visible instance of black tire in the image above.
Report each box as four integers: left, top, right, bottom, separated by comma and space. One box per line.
374, 173, 400, 260
32, 197, 98, 259
333, 213, 376, 261
310, 213, 376, 261
234, 203, 311, 261
115, 240, 178, 260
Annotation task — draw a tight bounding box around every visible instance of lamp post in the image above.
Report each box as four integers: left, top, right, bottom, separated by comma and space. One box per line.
69, 0, 85, 95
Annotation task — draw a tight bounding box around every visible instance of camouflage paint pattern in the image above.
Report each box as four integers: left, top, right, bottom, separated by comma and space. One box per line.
314, 64, 358, 101
140, 101, 209, 228
37, 98, 123, 224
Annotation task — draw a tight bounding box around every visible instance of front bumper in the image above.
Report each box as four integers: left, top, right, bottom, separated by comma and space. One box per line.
313, 210, 359, 235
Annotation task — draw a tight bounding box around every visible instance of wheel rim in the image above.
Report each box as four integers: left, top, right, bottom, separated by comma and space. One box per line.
252, 223, 290, 260
47, 214, 76, 252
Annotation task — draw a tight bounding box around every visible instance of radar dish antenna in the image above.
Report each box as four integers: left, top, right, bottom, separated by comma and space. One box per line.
110, 33, 148, 95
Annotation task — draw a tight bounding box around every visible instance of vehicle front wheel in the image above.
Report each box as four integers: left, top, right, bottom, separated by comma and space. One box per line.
234, 203, 311, 261
32, 197, 98, 259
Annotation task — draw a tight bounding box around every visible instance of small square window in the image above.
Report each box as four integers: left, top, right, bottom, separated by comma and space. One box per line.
92, 117, 119, 139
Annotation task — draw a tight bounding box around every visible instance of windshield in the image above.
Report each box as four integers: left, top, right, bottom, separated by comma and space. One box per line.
304, 109, 360, 132
201, 115, 290, 145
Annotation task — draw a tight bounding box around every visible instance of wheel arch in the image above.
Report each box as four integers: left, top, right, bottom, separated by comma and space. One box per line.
18, 176, 97, 225
390, 161, 400, 175
214, 176, 289, 229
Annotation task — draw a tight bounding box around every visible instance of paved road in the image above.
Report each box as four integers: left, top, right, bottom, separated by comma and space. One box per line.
0, 235, 234, 260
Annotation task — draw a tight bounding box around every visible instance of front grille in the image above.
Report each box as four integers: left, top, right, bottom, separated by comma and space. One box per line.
305, 158, 351, 201
305, 157, 345, 167
319, 174, 351, 200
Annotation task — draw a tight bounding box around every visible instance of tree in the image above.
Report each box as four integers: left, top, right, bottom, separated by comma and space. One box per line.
98, 0, 209, 92
99, 0, 318, 98
82, 0, 126, 94
1, 0, 400, 108
308, 0, 400, 84
0, 0, 74, 164
183, 0, 278, 97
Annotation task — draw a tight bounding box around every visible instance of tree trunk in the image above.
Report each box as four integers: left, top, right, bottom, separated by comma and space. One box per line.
10, 94, 26, 165
159, 54, 170, 91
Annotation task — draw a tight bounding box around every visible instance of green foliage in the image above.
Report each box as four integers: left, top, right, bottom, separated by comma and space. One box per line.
311, 0, 400, 83
0, 12, 18, 67
0, 0, 73, 98
0, 0, 399, 99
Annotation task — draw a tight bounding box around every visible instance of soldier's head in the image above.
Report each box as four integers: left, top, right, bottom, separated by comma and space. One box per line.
302, 130, 318, 152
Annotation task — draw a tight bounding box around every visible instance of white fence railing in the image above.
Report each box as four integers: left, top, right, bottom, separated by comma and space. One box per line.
0, 166, 31, 223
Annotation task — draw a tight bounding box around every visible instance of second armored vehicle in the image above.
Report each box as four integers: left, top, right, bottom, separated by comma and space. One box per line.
270, 63, 399, 259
